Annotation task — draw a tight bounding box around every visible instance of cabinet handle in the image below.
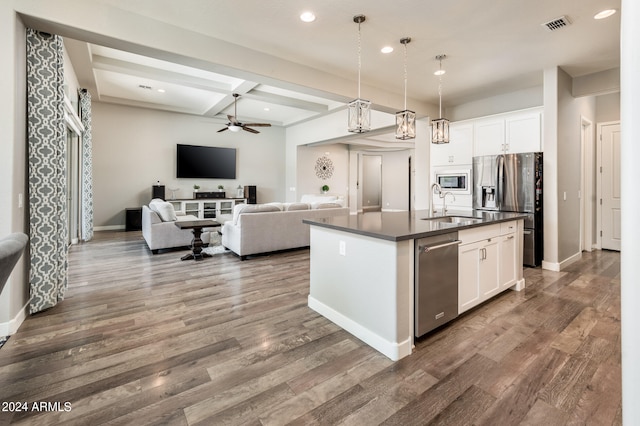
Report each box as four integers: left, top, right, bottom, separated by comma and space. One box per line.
507, 235, 515, 240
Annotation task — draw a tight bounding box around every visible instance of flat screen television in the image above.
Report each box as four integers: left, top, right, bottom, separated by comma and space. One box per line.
176, 144, 236, 179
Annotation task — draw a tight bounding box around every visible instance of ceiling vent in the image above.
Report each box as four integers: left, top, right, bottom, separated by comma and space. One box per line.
542, 16, 571, 32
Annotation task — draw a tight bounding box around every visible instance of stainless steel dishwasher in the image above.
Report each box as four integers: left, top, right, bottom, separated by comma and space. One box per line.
415, 232, 461, 337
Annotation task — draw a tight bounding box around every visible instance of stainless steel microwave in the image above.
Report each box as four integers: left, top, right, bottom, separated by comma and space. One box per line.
434, 170, 471, 194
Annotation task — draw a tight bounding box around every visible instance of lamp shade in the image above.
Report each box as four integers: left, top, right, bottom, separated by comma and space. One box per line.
348, 98, 371, 133
395, 109, 416, 140
431, 117, 450, 144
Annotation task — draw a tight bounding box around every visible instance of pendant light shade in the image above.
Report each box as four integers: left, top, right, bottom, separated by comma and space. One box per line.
348, 14, 371, 133
395, 37, 416, 140
432, 54, 450, 144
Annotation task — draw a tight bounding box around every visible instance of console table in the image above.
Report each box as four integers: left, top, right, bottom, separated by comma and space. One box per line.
175, 219, 220, 261
168, 198, 246, 221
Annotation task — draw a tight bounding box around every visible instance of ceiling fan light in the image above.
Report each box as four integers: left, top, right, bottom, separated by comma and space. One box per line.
228, 125, 241, 132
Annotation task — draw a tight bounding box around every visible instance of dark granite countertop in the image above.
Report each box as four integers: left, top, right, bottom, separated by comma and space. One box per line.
303, 209, 529, 242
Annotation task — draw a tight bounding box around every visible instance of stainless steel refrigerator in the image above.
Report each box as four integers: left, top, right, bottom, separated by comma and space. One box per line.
472, 152, 543, 266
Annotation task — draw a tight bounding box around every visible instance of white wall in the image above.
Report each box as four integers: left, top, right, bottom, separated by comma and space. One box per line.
448, 86, 543, 122
596, 92, 621, 123
556, 69, 596, 262
91, 102, 286, 227
0, 5, 28, 335
621, 0, 640, 421
296, 144, 349, 201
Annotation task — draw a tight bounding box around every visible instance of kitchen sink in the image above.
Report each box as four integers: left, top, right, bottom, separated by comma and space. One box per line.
421, 216, 484, 225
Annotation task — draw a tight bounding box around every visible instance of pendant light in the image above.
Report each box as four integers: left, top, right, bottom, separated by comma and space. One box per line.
395, 37, 416, 140
348, 14, 371, 133
432, 54, 450, 144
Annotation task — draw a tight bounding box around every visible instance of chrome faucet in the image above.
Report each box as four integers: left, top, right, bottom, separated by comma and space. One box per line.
430, 183, 442, 214
441, 191, 456, 215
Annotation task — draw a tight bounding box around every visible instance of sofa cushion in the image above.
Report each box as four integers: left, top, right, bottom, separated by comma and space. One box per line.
284, 202, 310, 211
314, 202, 343, 209
264, 202, 284, 211
151, 200, 177, 222
232, 203, 282, 225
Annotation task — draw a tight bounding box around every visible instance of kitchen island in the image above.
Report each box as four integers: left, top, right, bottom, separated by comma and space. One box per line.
303, 210, 527, 361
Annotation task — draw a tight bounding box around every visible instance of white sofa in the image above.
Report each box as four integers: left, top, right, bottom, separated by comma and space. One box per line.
142, 201, 211, 254
221, 198, 348, 260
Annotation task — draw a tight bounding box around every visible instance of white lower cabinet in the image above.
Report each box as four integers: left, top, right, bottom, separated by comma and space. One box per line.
458, 221, 519, 314
499, 233, 517, 289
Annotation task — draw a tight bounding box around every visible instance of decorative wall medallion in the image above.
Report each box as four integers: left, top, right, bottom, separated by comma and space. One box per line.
315, 156, 334, 180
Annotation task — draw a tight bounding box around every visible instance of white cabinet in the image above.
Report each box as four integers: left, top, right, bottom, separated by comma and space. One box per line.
505, 110, 541, 153
458, 235, 500, 313
473, 108, 542, 156
431, 122, 473, 166
473, 118, 505, 157
168, 198, 245, 220
499, 221, 518, 289
458, 221, 520, 314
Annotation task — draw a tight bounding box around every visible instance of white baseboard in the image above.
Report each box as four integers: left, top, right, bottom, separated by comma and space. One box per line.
308, 295, 412, 361
542, 251, 582, 272
0, 301, 29, 336
511, 278, 526, 291
94, 225, 125, 231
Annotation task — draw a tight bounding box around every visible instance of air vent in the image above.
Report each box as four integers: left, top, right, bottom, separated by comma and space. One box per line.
138, 84, 152, 90
542, 15, 571, 32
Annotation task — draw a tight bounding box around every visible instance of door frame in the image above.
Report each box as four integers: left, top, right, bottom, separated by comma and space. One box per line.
580, 116, 594, 252
596, 120, 621, 250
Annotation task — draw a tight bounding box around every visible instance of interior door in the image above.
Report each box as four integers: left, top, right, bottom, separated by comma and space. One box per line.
600, 123, 621, 251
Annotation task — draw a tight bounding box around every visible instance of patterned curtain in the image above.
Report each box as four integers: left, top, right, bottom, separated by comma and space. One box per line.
79, 89, 94, 241
26, 29, 68, 314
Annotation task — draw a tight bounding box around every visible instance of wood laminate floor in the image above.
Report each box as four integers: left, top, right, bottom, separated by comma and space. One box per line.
0, 231, 621, 425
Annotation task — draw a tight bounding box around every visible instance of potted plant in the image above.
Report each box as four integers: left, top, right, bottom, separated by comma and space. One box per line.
217, 184, 224, 192
193, 184, 200, 192
321, 184, 329, 194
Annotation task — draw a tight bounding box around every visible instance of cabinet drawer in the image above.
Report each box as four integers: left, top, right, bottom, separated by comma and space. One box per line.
458, 224, 501, 245
500, 221, 517, 235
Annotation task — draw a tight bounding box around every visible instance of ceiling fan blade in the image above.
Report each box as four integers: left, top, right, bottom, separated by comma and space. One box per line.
227, 114, 239, 124
242, 126, 260, 134
242, 123, 271, 127
217, 127, 229, 133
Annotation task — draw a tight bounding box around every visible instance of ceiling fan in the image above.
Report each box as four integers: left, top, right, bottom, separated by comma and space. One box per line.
217, 93, 271, 134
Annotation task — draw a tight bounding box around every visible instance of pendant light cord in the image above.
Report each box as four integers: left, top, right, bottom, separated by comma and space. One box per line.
403, 41, 408, 110
438, 57, 443, 118
357, 20, 362, 99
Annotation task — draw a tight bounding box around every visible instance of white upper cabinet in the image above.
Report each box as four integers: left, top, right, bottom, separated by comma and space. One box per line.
473, 108, 542, 156
505, 110, 542, 153
431, 122, 473, 166
473, 118, 505, 157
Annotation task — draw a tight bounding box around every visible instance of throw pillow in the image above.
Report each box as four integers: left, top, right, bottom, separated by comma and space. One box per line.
154, 201, 177, 222
148, 198, 164, 214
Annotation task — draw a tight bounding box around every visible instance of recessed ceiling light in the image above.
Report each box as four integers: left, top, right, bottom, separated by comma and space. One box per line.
300, 11, 316, 22
381, 46, 394, 54
264, 107, 270, 111
157, 88, 165, 93
594, 9, 616, 20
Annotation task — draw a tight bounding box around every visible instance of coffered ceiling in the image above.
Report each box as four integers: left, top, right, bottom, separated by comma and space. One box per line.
63, 0, 621, 132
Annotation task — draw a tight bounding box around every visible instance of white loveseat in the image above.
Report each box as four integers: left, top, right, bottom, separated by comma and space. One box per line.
221, 196, 348, 260
142, 200, 211, 254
